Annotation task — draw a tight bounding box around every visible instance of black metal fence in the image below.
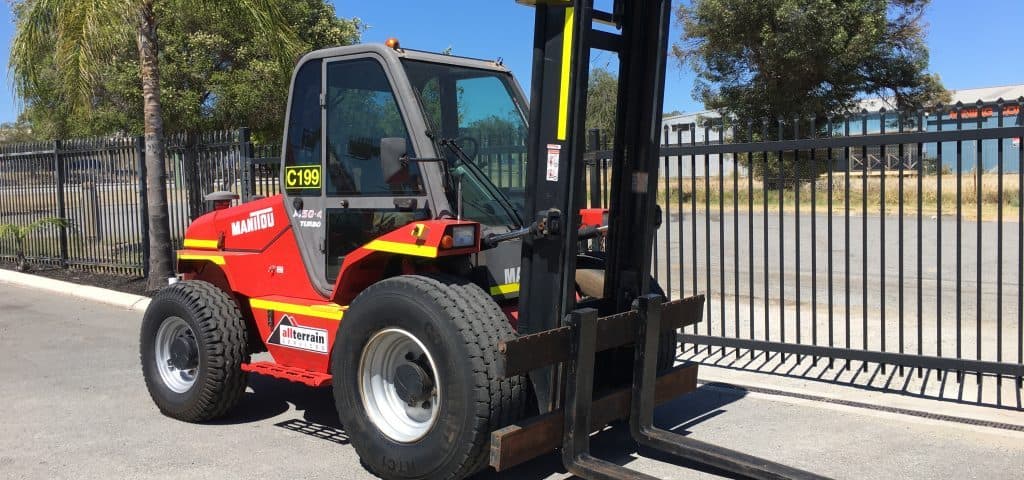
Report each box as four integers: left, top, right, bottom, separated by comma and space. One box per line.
3, 104, 1024, 395
0, 128, 277, 275
587, 101, 1024, 393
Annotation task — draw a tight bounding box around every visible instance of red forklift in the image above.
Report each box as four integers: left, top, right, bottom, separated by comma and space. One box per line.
140, 1, 826, 479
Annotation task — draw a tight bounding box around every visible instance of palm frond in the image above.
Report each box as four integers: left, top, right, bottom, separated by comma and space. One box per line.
26, 217, 73, 233
0, 223, 23, 240
9, 0, 56, 97
10, 0, 131, 109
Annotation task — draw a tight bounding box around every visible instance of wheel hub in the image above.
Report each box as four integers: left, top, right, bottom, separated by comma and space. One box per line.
154, 316, 199, 394
169, 335, 199, 371
394, 362, 433, 406
359, 328, 442, 443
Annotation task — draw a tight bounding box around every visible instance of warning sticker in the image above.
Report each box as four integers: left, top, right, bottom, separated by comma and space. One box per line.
546, 144, 561, 182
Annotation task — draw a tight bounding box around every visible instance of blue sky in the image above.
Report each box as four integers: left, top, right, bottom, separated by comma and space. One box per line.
1, 0, 1022, 124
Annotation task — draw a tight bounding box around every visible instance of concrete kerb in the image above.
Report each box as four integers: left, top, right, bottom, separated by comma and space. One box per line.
0, 269, 151, 312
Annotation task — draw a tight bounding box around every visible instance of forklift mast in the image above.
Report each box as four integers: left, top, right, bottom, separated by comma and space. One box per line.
517, 0, 672, 411
510, 2, 827, 479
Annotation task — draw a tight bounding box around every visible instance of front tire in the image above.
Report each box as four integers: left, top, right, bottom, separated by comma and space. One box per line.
332, 275, 526, 480
140, 280, 248, 422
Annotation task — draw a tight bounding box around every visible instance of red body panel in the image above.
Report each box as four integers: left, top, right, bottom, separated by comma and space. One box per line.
248, 296, 344, 373
177, 197, 598, 377
176, 196, 482, 376
580, 208, 608, 228
179, 196, 324, 301
330, 219, 479, 305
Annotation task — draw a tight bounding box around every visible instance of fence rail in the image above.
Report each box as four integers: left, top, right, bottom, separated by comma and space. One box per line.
587, 105, 1024, 392
0, 129, 277, 276
2, 106, 1023, 394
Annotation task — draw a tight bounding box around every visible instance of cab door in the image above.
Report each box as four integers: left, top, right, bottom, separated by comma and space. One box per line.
284, 54, 432, 296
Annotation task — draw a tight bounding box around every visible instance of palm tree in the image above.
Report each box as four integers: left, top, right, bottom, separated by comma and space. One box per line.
10, 0, 298, 291
0, 218, 73, 272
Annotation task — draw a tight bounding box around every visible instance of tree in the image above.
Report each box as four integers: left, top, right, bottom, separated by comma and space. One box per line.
11, 1, 360, 141
0, 218, 73, 271
465, 116, 524, 143
0, 120, 35, 143
674, 0, 949, 124
586, 67, 618, 147
10, 0, 299, 291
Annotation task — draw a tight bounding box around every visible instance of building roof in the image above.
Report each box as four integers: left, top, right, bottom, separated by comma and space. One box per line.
666, 85, 1024, 119
948, 84, 1024, 104
662, 110, 720, 125
859, 84, 1024, 111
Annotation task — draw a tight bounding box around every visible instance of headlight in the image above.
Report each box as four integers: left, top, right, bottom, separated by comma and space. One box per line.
450, 225, 477, 248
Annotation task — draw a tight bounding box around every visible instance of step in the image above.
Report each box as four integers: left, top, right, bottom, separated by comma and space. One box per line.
241, 361, 332, 387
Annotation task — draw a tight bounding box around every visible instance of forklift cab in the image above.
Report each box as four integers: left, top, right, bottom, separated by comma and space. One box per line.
280, 44, 530, 296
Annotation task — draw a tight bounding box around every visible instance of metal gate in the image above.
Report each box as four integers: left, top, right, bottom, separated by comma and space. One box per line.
588, 103, 1024, 404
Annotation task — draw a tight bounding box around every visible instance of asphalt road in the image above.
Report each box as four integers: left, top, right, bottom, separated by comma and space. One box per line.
2, 283, 1023, 480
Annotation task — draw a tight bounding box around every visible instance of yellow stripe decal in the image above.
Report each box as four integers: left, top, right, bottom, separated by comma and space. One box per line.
490, 283, 520, 296
557, 7, 575, 141
250, 299, 345, 321
178, 254, 225, 265
183, 238, 218, 249
365, 240, 438, 258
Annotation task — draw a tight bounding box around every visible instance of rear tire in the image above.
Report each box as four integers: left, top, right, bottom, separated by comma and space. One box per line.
332, 274, 526, 480
140, 280, 249, 422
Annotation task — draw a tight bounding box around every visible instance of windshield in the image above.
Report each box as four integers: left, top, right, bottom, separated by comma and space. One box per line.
402, 59, 529, 228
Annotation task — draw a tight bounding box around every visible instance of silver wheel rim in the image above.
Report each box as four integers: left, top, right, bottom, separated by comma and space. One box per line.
154, 316, 199, 394
359, 328, 441, 443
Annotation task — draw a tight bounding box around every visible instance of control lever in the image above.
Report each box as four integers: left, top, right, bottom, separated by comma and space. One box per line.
577, 225, 608, 241
484, 210, 609, 248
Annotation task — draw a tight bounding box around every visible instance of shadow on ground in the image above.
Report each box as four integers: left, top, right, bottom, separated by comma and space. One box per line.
474, 384, 750, 480
212, 375, 349, 444
681, 345, 1024, 412
215, 374, 751, 479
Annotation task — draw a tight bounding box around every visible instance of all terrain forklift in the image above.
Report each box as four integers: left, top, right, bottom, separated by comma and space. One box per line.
140, 1, 826, 479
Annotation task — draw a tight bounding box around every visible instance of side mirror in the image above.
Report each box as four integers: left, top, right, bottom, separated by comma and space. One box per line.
380, 137, 408, 180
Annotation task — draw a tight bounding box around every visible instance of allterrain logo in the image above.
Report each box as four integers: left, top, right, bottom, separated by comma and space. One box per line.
231, 208, 275, 236
266, 315, 328, 354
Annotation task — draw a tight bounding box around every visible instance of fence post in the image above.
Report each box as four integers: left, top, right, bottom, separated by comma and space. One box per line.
182, 133, 204, 220
238, 127, 256, 200
586, 129, 603, 252
587, 129, 601, 209
135, 136, 150, 278
53, 140, 69, 267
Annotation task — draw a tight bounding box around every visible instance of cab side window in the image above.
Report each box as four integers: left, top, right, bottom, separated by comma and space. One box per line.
283, 59, 322, 196
325, 59, 424, 196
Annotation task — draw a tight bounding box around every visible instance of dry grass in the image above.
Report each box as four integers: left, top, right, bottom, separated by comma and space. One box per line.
0, 185, 140, 215
588, 173, 1023, 222
4, 173, 1021, 223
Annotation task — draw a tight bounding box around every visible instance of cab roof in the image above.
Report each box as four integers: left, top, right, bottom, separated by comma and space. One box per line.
296, 43, 512, 74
